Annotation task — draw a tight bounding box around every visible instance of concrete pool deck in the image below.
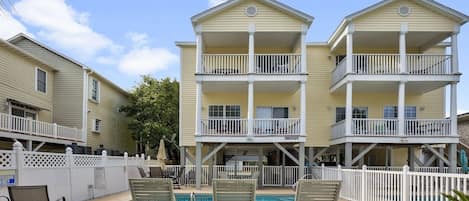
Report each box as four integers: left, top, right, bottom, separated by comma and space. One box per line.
91, 186, 348, 201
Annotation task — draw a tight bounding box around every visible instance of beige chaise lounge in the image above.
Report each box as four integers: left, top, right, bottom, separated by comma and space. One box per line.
129, 178, 175, 201
212, 179, 256, 201
295, 180, 341, 201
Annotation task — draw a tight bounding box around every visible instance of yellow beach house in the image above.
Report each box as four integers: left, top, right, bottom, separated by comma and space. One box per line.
177, 0, 468, 188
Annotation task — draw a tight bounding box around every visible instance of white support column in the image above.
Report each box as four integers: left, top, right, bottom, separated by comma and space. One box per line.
248, 81, 254, 136
300, 25, 307, 73
248, 23, 255, 73
346, 24, 355, 74
195, 26, 203, 73
451, 27, 459, 74
449, 143, 457, 173
300, 81, 306, 135
345, 143, 352, 168
195, 81, 202, 135
399, 23, 408, 73
299, 142, 305, 179
258, 147, 263, 188
195, 142, 202, 189
345, 82, 353, 136
450, 82, 458, 136
398, 81, 406, 136
408, 146, 415, 171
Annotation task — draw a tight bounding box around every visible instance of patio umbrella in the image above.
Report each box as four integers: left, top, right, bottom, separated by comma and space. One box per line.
460, 149, 468, 174
157, 139, 167, 169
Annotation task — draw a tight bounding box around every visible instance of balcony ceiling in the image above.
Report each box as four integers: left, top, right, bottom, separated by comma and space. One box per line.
202, 81, 300, 92
333, 31, 451, 53
203, 32, 300, 50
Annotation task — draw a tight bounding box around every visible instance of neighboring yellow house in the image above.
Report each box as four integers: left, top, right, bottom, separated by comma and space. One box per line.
177, 0, 468, 188
0, 34, 135, 154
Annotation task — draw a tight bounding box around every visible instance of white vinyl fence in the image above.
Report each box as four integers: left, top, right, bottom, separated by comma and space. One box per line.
0, 142, 143, 201
317, 165, 469, 201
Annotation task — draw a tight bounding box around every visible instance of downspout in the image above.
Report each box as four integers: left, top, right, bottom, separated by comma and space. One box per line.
82, 68, 93, 144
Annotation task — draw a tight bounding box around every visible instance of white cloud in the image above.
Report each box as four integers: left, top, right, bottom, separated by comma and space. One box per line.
126, 32, 149, 48
0, 11, 30, 39
118, 47, 178, 75
13, 0, 119, 58
208, 0, 227, 7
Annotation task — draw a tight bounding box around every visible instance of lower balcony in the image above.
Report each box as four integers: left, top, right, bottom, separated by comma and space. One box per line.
0, 112, 84, 144
197, 118, 303, 143
331, 118, 457, 144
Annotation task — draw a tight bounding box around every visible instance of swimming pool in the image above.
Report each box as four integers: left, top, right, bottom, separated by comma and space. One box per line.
175, 194, 294, 201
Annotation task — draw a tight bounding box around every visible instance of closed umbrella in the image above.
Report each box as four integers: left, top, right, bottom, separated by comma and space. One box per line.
460, 149, 468, 174
157, 139, 167, 170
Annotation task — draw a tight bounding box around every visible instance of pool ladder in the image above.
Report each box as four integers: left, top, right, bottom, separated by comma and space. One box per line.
190, 192, 196, 201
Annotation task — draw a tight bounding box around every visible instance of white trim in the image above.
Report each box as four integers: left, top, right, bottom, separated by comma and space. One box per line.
34, 67, 47, 94
82, 70, 90, 143
196, 74, 308, 82
195, 135, 306, 143
330, 136, 459, 145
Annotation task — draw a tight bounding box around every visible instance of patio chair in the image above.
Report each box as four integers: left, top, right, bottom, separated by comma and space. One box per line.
294, 180, 341, 201
8, 185, 66, 201
212, 179, 256, 201
137, 167, 148, 178
149, 166, 163, 178
169, 167, 185, 189
129, 178, 176, 201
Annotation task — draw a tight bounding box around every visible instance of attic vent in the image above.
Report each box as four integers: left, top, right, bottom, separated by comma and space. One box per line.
245, 6, 257, 17
398, 5, 411, 17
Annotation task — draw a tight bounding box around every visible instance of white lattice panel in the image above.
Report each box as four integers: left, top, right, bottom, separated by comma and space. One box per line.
73, 155, 102, 167
0, 151, 15, 169
23, 152, 67, 168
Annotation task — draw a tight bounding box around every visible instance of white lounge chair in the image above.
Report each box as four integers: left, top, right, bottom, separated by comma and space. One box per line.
295, 180, 341, 201
212, 179, 256, 201
129, 178, 175, 201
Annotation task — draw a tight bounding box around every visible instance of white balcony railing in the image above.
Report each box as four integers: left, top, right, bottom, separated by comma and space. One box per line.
201, 54, 301, 75
253, 118, 300, 136
0, 112, 83, 142
332, 54, 453, 84
200, 119, 248, 136
199, 118, 301, 136
331, 118, 452, 139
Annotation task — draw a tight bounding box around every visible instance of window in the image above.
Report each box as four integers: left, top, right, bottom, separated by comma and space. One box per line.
208, 105, 240, 119
92, 119, 102, 133
36, 68, 47, 93
335, 107, 368, 122
383, 106, 417, 119
91, 79, 100, 102
11, 107, 36, 120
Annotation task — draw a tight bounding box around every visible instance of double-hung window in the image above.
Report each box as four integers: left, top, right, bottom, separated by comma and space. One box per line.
335, 107, 368, 123
36, 68, 47, 93
208, 105, 241, 133
383, 106, 417, 119
91, 79, 100, 102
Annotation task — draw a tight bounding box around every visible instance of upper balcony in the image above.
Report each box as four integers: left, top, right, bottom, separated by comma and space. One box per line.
0, 112, 84, 145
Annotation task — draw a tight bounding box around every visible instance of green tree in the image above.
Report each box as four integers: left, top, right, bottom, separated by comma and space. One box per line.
120, 76, 179, 161
443, 190, 469, 201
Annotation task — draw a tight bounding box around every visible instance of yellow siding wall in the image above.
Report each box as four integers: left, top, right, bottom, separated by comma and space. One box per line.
0, 45, 54, 122
354, 0, 458, 32
12, 38, 84, 128
200, 1, 305, 32
180, 46, 197, 147
87, 76, 135, 152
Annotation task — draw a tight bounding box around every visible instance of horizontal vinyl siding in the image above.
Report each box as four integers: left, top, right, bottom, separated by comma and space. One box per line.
354, 0, 458, 32
0, 46, 54, 122
12, 39, 84, 128
201, 1, 304, 32
87, 76, 134, 153
180, 47, 197, 147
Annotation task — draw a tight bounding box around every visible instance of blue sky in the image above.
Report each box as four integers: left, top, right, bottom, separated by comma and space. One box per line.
0, 0, 468, 113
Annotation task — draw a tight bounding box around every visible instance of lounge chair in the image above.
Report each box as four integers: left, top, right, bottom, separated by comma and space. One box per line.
129, 178, 175, 201
149, 166, 163, 178
212, 179, 256, 201
8, 185, 66, 201
294, 180, 341, 201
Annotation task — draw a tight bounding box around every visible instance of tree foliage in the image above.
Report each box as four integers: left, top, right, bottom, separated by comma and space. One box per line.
120, 76, 179, 160
443, 190, 469, 201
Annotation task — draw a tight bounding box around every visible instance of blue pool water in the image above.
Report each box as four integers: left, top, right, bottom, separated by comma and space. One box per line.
175, 194, 294, 201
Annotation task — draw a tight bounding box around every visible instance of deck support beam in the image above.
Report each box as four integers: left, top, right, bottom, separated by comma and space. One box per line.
423, 154, 437, 167
202, 143, 226, 163
33, 142, 45, 152
274, 143, 299, 165
423, 144, 450, 166
351, 143, 377, 166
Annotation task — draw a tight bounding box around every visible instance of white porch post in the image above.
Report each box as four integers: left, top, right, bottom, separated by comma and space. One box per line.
451, 27, 459, 74
346, 24, 354, 74
399, 23, 408, 73
398, 81, 406, 136
195, 27, 203, 73
300, 81, 306, 135
248, 23, 255, 73
299, 142, 305, 179
345, 81, 353, 136
195, 142, 202, 189
195, 81, 202, 135
248, 81, 254, 135
449, 143, 457, 173
301, 25, 307, 73
450, 82, 457, 136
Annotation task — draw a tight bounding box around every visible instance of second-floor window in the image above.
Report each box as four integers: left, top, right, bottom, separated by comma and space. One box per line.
92, 119, 102, 133
335, 107, 368, 122
208, 105, 240, 119
91, 79, 100, 102
36, 68, 47, 93
383, 106, 417, 119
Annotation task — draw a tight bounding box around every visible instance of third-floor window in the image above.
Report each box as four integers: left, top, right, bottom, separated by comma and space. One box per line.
91, 79, 100, 102
36, 68, 47, 93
